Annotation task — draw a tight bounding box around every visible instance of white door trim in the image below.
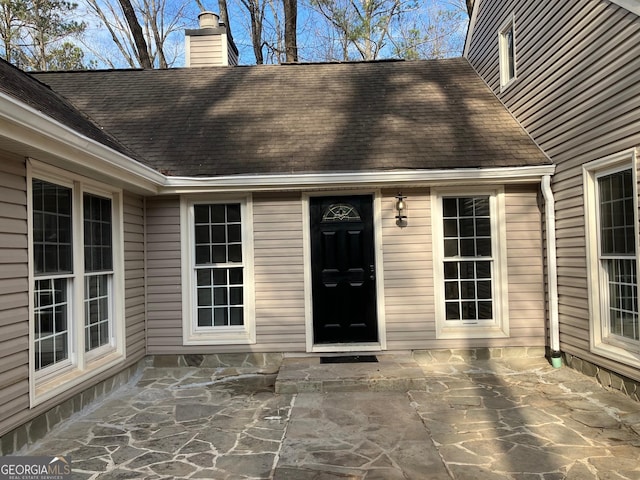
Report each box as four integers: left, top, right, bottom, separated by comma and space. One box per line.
302, 190, 387, 353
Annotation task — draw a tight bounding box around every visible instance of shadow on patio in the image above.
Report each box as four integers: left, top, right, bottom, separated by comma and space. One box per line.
19, 356, 640, 479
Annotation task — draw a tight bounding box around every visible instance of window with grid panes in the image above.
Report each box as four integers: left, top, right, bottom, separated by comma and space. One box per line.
193, 203, 245, 328
442, 196, 494, 323
30, 169, 123, 404
83, 193, 113, 351
32, 179, 73, 371
597, 168, 639, 343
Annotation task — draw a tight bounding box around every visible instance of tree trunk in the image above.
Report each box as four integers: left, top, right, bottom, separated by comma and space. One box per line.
241, 0, 264, 64
218, 0, 233, 41
283, 0, 297, 62
117, 0, 152, 68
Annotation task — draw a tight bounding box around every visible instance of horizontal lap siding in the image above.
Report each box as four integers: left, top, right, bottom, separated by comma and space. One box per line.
123, 193, 146, 363
381, 187, 545, 350
504, 185, 545, 344
0, 161, 148, 436
0, 153, 29, 436
145, 197, 183, 353
188, 36, 224, 67
145, 194, 306, 354
381, 189, 434, 349
253, 194, 305, 351
468, 0, 640, 379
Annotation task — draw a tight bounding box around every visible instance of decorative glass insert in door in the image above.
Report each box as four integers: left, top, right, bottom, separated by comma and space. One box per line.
322, 203, 361, 222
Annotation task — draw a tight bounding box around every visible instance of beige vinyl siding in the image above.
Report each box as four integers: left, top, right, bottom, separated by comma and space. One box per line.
145, 196, 182, 352
467, 0, 640, 380
0, 152, 29, 437
123, 193, 146, 362
188, 35, 224, 67
381, 189, 435, 349
504, 185, 545, 343
145, 194, 307, 354
252, 193, 305, 351
0, 157, 148, 436
146, 189, 546, 353
381, 186, 545, 350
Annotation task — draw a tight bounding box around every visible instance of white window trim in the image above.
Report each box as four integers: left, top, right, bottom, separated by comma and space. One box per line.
82, 187, 119, 362
499, 15, 517, 91
432, 187, 510, 339
27, 160, 125, 407
584, 149, 640, 368
180, 194, 256, 345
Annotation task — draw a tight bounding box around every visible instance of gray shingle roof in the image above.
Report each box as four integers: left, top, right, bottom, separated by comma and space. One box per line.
31, 58, 549, 177
0, 58, 140, 160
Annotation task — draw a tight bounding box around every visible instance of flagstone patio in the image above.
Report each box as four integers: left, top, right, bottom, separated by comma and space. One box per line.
19, 355, 640, 479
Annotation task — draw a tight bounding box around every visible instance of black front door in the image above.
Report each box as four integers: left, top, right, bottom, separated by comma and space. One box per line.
310, 195, 378, 344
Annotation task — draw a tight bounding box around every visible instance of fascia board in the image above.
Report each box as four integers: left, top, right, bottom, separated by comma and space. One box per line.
0, 92, 163, 194
161, 165, 556, 194
463, 0, 480, 58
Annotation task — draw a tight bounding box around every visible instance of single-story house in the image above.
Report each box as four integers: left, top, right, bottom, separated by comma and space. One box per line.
0, 14, 558, 452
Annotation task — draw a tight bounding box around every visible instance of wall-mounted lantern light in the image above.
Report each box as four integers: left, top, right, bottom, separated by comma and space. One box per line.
395, 193, 407, 227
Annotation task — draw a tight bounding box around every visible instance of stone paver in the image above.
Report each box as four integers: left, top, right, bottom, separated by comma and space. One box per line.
18, 357, 640, 479
413, 357, 640, 479
275, 354, 427, 393
26, 367, 289, 479
274, 391, 450, 479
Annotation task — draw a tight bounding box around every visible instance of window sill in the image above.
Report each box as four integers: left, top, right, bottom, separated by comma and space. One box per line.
437, 324, 509, 340
591, 341, 640, 369
32, 351, 125, 407
183, 329, 256, 346
500, 77, 517, 93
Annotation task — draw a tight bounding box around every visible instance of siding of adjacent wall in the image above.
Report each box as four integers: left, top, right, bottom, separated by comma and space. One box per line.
145, 196, 183, 353
0, 153, 147, 436
123, 193, 146, 363
0, 152, 29, 438
146, 187, 546, 353
467, 0, 640, 380
252, 193, 306, 351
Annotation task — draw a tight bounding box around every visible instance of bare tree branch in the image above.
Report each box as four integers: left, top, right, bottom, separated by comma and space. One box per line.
117, 0, 152, 67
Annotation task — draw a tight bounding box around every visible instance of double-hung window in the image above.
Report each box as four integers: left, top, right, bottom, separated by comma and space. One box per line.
181, 196, 255, 344
33, 180, 73, 372
83, 193, 114, 354
433, 189, 509, 338
30, 163, 124, 404
585, 151, 640, 365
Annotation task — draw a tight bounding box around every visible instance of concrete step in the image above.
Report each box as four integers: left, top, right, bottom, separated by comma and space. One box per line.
275, 354, 428, 393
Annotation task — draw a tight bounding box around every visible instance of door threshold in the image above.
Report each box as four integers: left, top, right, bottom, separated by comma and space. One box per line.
310, 343, 382, 354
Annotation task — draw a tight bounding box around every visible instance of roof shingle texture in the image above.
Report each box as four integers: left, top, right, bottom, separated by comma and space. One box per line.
0, 59, 139, 160
31, 58, 549, 177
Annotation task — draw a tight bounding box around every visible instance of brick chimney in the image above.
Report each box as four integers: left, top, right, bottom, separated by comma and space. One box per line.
185, 12, 239, 67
